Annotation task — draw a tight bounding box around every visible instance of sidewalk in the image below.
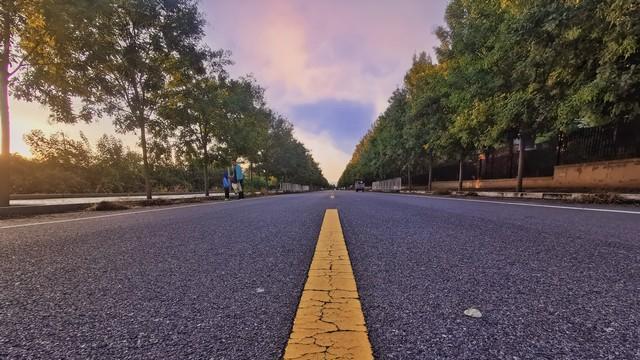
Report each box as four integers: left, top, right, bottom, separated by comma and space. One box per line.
0, 191, 291, 219
1, 192, 227, 219
10, 193, 224, 206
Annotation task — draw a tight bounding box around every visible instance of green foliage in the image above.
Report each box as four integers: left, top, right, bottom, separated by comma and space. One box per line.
4, 0, 328, 199
13, 131, 144, 194
339, 0, 640, 189
12, 127, 328, 194
77, 0, 208, 198
2, 0, 105, 205
258, 113, 328, 187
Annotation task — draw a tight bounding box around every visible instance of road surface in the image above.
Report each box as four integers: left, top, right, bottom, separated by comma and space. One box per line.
1, 191, 639, 359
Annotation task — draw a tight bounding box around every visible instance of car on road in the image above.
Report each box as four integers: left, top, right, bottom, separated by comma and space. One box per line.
354, 180, 365, 192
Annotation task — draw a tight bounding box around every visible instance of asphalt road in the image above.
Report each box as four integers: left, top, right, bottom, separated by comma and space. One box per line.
1, 191, 639, 359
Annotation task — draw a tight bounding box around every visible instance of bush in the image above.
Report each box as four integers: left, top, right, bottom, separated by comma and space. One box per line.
92, 201, 130, 211
577, 193, 627, 204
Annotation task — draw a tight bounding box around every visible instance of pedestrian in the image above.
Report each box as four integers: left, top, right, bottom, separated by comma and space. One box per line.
232, 159, 244, 199
222, 169, 231, 201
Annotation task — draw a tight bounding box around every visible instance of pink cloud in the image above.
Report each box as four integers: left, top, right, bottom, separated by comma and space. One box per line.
203, 0, 448, 113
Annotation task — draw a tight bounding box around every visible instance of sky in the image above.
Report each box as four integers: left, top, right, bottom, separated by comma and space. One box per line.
9, 0, 449, 184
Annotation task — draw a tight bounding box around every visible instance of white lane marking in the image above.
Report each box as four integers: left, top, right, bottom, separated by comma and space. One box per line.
393, 193, 640, 215
0, 196, 271, 230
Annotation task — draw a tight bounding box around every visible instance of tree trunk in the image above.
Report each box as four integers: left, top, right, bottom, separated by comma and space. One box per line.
555, 132, 563, 166
458, 156, 464, 192
516, 135, 526, 192
140, 124, 152, 200
0, 18, 11, 207
0, 72, 9, 207
427, 152, 433, 192
202, 146, 209, 197
508, 136, 514, 178
490, 152, 495, 179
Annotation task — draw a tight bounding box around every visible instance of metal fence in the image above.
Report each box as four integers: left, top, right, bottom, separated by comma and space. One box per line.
427, 120, 640, 182
372, 177, 402, 192
280, 183, 310, 193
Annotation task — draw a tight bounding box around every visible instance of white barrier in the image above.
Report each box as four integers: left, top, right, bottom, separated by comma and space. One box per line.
280, 183, 310, 193
372, 177, 402, 192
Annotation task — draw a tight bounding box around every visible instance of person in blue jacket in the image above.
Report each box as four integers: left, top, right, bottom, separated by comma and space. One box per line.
222, 169, 231, 200
231, 159, 244, 199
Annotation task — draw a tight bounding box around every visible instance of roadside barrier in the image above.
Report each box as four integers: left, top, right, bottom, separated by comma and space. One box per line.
280, 183, 310, 193
372, 177, 402, 192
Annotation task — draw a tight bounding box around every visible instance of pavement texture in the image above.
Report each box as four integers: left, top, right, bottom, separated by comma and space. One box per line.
0, 195, 329, 359
1, 191, 639, 359
336, 192, 640, 359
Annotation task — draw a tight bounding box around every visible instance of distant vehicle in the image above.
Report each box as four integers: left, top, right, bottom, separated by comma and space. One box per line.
354, 180, 365, 192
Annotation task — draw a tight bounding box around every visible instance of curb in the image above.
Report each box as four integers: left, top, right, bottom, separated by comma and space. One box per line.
0, 191, 307, 219
9, 192, 205, 201
398, 190, 640, 203
0, 204, 94, 218
0, 195, 223, 219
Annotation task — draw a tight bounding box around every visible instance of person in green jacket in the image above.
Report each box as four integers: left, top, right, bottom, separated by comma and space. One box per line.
231, 159, 244, 199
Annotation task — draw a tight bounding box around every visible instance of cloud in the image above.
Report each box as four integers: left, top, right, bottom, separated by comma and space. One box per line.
203, 0, 448, 178
293, 127, 351, 184
289, 99, 374, 153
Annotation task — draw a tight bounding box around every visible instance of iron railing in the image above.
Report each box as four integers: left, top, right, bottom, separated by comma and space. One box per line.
280, 183, 310, 193
372, 178, 402, 192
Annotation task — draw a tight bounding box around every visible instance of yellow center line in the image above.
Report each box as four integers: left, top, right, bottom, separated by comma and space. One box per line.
284, 209, 373, 360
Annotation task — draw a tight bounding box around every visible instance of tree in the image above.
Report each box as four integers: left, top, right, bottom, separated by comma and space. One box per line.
22, 129, 94, 193
260, 112, 328, 188
339, 0, 639, 193
94, 134, 143, 193
260, 112, 293, 186
590, 0, 640, 125
404, 53, 449, 191
490, 1, 567, 192
161, 50, 231, 196
557, 0, 639, 128
221, 76, 269, 165
78, 0, 206, 199
24, 129, 92, 169
434, 0, 508, 191
1, 0, 97, 206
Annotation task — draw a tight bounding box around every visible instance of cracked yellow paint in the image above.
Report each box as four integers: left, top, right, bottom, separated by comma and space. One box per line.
284, 209, 373, 360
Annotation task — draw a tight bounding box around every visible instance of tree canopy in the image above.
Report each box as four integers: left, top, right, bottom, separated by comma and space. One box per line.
2, 0, 328, 203
339, 0, 639, 190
